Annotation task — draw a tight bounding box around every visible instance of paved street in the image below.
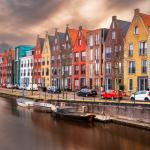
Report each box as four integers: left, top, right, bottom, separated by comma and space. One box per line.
0, 87, 150, 105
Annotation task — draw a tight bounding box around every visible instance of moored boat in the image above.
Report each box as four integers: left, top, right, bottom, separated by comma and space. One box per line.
16, 98, 35, 108
33, 101, 52, 113
52, 107, 95, 122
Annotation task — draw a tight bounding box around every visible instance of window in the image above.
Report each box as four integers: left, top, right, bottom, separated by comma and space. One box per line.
51, 56, 54, 64
81, 65, 86, 75
106, 63, 111, 74
128, 61, 136, 74
112, 22, 115, 29
38, 59, 41, 66
95, 48, 99, 60
78, 39, 81, 46
95, 63, 99, 75
106, 47, 111, 59
47, 57, 49, 65
95, 78, 99, 89
105, 78, 112, 90
74, 79, 79, 89
95, 33, 100, 45
38, 69, 40, 75
115, 62, 121, 74
90, 64, 93, 77
69, 53, 72, 62
141, 60, 147, 73
138, 78, 148, 91
112, 31, 116, 39
128, 79, 133, 91
90, 50, 93, 61
128, 44, 133, 57
42, 68, 44, 76
69, 66, 72, 75
55, 38, 57, 44
89, 35, 93, 46
42, 57, 45, 65
66, 35, 69, 41
46, 68, 49, 76
74, 65, 79, 75
139, 41, 147, 55
134, 26, 139, 35
81, 51, 86, 61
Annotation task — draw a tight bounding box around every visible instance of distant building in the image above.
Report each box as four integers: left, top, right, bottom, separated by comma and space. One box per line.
124, 9, 150, 95
86, 28, 108, 90
41, 33, 54, 88
20, 50, 34, 87
104, 16, 130, 91
51, 29, 65, 89
14, 45, 35, 86
33, 35, 44, 86
72, 26, 89, 90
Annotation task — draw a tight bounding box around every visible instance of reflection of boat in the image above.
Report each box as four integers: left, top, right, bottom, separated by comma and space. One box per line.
52, 107, 95, 122
16, 98, 35, 108
33, 102, 52, 113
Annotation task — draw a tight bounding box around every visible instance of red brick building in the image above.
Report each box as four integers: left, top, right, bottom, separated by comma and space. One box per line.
86, 28, 108, 90
33, 35, 44, 86
72, 26, 89, 90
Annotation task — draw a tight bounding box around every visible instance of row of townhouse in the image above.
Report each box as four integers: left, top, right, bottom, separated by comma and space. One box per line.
0, 8, 150, 96
0, 49, 14, 85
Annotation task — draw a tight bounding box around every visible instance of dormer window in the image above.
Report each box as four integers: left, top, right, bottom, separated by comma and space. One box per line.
134, 26, 139, 35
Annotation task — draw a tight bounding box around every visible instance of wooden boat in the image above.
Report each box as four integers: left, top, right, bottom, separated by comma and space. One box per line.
52, 107, 95, 122
33, 102, 52, 113
16, 98, 35, 108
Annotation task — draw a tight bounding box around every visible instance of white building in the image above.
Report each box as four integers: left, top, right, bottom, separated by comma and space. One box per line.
20, 50, 34, 87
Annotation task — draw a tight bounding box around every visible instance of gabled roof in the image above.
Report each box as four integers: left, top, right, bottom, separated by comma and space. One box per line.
68, 28, 78, 46
140, 13, 150, 27
39, 38, 44, 50
117, 20, 130, 37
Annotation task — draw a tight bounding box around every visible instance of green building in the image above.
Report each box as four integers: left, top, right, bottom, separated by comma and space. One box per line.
14, 45, 35, 85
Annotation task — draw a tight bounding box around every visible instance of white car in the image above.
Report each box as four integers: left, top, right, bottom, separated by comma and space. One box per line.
6, 84, 13, 89
130, 91, 150, 101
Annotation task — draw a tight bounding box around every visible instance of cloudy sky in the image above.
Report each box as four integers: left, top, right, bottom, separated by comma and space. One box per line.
0, 0, 150, 48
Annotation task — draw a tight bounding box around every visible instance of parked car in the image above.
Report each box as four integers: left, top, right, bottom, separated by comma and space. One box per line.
2, 83, 7, 88
101, 90, 124, 100
6, 84, 13, 89
13, 84, 19, 89
48, 86, 61, 94
18, 84, 27, 90
130, 91, 150, 101
77, 88, 97, 97
26, 84, 38, 91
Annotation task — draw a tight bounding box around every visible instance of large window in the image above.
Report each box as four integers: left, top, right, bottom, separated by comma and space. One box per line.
75, 53, 79, 62
128, 61, 136, 74
128, 79, 133, 91
81, 51, 86, 61
139, 41, 147, 55
105, 63, 111, 74
106, 47, 111, 59
90, 64, 93, 77
141, 60, 147, 73
95, 48, 99, 60
128, 44, 133, 57
90, 50, 93, 61
74, 79, 79, 89
95, 63, 99, 75
95, 33, 100, 45
74, 65, 79, 75
105, 78, 112, 90
138, 78, 148, 91
81, 65, 86, 75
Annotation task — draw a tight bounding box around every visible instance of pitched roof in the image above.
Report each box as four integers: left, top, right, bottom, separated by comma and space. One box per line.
68, 28, 78, 46
39, 38, 44, 50
140, 13, 150, 27
117, 20, 131, 37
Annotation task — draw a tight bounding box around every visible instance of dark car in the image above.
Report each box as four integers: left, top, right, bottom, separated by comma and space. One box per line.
48, 86, 61, 94
77, 88, 97, 97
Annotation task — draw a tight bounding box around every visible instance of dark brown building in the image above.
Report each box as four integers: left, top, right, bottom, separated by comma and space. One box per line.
104, 16, 130, 91
51, 29, 65, 88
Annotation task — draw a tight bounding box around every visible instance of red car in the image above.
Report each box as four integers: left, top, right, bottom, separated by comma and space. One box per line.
101, 90, 124, 100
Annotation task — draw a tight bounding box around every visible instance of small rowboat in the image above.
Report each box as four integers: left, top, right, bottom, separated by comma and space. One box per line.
16, 98, 35, 108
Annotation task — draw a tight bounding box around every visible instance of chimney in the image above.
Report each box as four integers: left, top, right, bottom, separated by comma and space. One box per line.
112, 16, 117, 21
134, 8, 140, 15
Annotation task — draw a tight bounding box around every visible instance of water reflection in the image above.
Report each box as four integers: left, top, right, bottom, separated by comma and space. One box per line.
0, 97, 150, 150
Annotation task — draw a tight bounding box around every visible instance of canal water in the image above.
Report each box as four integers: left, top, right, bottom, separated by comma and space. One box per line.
0, 97, 150, 150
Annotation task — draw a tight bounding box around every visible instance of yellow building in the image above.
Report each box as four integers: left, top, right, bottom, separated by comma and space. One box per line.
124, 9, 150, 95
41, 33, 54, 88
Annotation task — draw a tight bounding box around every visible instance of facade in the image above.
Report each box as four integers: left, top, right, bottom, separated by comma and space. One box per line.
124, 9, 150, 95
61, 26, 78, 90
0, 53, 3, 84
86, 28, 108, 90
51, 30, 65, 89
104, 16, 130, 91
20, 50, 34, 87
41, 33, 54, 88
72, 26, 88, 90
14, 45, 35, 85
33, 35, 44, 86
